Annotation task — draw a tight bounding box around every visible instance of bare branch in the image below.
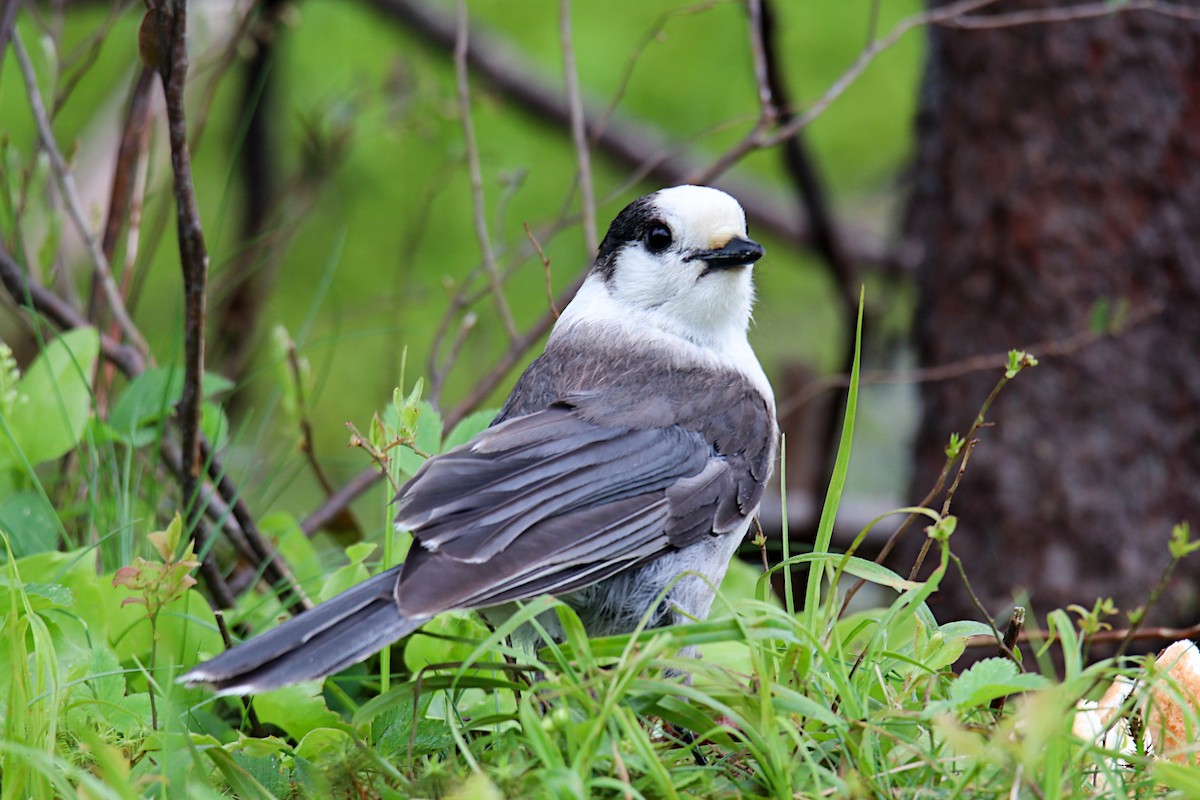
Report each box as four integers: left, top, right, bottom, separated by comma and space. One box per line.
363, 0, 893, 269
141, 0, 311, 613
93, 67, 155, 327
454, 0, 518, 342
300, 464, 381, 537
699, 0, 1001, 183
942, 0, 1200, 29
560, 0, 599, 256
11, 31, 151, 356
777, 301, 1163, 423
0, 244, 145, 377
145, 0, 210, 534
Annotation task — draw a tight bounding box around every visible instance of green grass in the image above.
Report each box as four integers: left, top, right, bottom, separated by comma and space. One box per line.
2, 316, 1199, 798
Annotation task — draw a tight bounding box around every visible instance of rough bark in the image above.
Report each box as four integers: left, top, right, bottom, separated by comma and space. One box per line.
903, 3, 1200, 631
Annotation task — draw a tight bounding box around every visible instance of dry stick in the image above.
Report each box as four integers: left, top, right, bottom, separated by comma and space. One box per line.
966, 621, 1200, 651
146, 1, 310, 613
94, 67, 155, 316
698, 0, 1001, 184
0, 246, 145, 376
941, 0, 1200, 29
10, 31, 150, 357
285, 341, 340, 500
525, 223, 559, 318
559, 0, 599, 256
990, 607, 1026, 712
92, 68, 155, 416
454, 0, 518, 343
778, 302, 1163, 422
364, 0, 892, 270
143, 0, 226, 606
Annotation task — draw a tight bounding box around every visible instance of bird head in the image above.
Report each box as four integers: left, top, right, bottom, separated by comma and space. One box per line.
560, 185, 764, 349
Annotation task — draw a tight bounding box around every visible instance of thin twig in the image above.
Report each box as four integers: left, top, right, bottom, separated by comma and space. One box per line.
454, 0, 518, 342
941, 0, 1200, 29
11, 31, 150, 357
366, 0, 893, 269
559, 0, 599, 256
778, 302, 1162, 422
697, 0, 1001, 184
838, 359, 1022, 615
0, 243, 145, 376
966, 620, 1200, 650
146, 1, 309, 613
146, 0, 215, 587
907, 435, 982, 581
286, 340, 337, 498
525, 223, 558, 318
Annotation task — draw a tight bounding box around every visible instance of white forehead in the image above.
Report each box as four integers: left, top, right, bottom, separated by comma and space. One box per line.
652, 185, 747, 246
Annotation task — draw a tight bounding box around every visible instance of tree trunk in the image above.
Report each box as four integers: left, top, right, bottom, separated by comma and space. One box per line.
902, 4, 1200, 633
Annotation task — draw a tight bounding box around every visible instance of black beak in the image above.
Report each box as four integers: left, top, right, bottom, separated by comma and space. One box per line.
698, 236, 764, 270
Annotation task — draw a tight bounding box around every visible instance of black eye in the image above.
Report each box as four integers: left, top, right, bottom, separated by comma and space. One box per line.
644, 223, 673, 253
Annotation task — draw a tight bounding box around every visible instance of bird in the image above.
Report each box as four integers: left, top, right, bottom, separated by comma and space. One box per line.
183, 185, 778, 695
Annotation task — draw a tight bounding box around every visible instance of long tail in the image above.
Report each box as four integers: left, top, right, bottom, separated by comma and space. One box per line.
181, 565, 426, 695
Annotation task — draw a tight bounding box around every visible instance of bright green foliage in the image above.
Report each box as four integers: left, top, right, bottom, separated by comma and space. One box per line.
0, 328, 98, 473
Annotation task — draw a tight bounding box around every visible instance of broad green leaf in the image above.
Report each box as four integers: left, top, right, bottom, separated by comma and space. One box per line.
251, 684, 343, 742
404, 612, 493, 673
108, 367, 233, 446
293, 727, 354, 762
392, 400, 442, 477
442, 408, 497, 452
0, 490, 60, 557
318, 542, 376, 601
2, 327, 99, 466
948, 657, 1049, 711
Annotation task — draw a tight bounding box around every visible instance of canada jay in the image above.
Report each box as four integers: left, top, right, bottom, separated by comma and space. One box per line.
184, 185, 778, 694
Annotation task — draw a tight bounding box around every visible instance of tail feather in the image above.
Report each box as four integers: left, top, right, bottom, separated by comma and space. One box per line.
181, 565, 426, 695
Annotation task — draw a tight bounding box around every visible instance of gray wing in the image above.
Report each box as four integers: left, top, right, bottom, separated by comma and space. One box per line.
391, 402, 756, 616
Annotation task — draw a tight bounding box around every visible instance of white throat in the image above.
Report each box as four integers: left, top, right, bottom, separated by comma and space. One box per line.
553, 274, 775, 409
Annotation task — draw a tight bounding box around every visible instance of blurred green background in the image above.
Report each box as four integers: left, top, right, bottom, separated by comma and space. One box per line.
1, 0, 923, 541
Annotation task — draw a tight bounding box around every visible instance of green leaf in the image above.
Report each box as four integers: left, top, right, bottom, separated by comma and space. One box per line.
836, 555, 921, 591
948, 657, 1049, 711
393, 400, 442, 477
2, 327, 99, 466
0, 490, 60, 557
108, 367, 232, 446
371, 693, 454, 758
250, 684, 343, 742
803, 287, 863, 630
442, 409, 498, 452
403, 612, 493, 673
293, 727, 354, 762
